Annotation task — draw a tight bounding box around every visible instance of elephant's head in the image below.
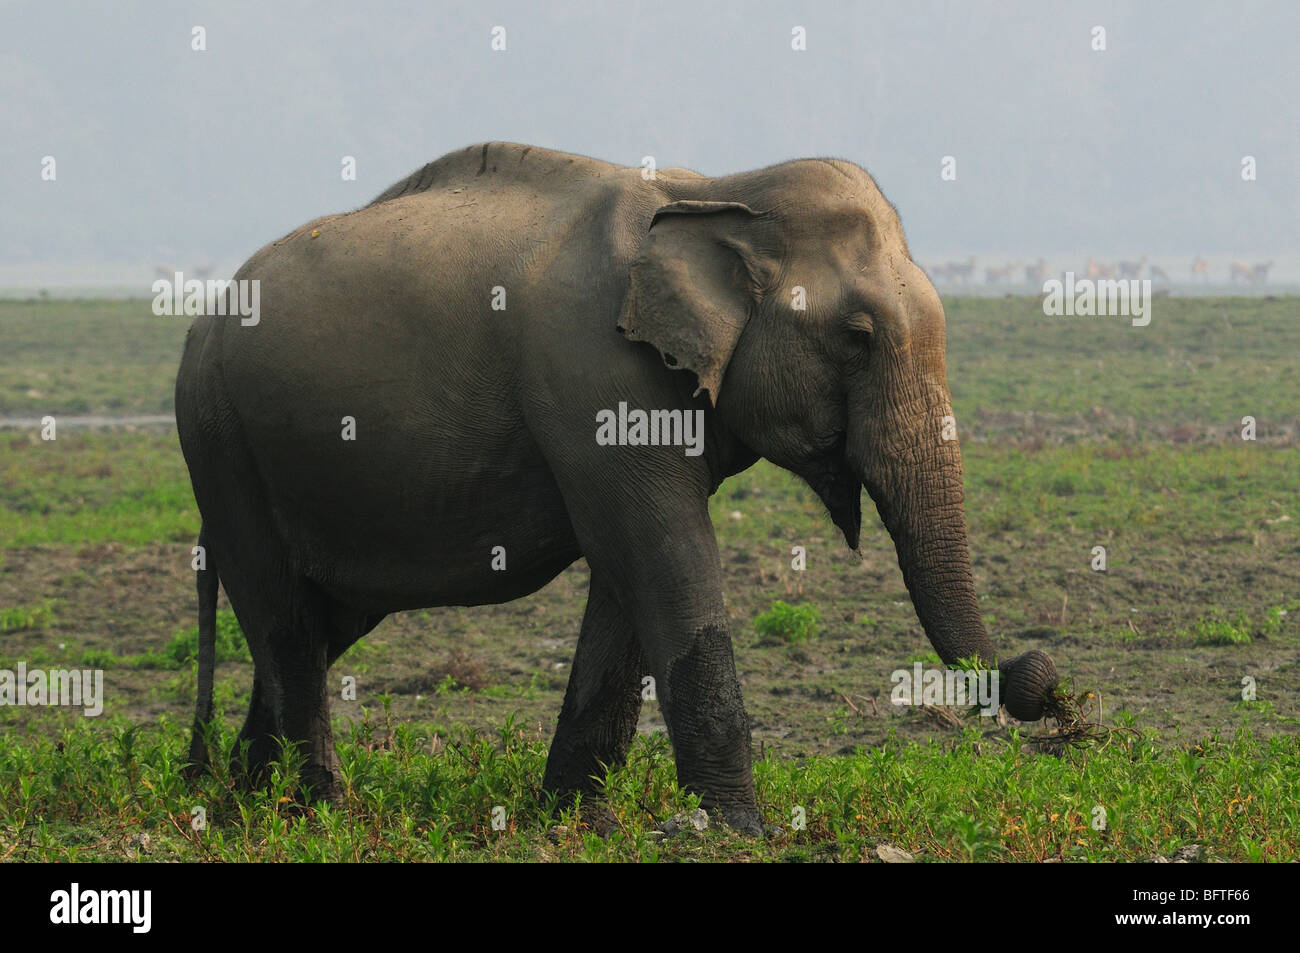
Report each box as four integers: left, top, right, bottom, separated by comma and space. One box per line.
616, 160, 1058, 721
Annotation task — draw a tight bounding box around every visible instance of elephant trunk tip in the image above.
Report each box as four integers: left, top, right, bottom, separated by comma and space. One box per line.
1000, 648, 1118, 754
998, 648, 1059, 722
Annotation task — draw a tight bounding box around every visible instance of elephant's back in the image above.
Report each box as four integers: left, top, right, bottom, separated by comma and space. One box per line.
368, 141, 628, 206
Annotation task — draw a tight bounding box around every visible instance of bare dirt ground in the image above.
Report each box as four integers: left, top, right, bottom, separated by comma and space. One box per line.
3, 510, 1296, 754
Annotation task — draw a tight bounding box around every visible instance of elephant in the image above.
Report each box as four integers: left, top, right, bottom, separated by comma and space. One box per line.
176, 141, 1060, 833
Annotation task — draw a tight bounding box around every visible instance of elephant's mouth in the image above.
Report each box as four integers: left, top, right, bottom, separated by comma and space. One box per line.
800, 436, 862, 550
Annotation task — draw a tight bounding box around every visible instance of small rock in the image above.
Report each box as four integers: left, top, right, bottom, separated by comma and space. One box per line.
656, 809, 709, 838
1171, 845, 1202, 863
655, 816, 682, 837
875, 843, 914, 863
131, 832, 150, 853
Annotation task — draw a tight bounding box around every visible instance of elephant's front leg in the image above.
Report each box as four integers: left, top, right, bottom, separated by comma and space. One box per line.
542, 573, 645, 824
649, 616, 760, 834
575, 507, 760, 833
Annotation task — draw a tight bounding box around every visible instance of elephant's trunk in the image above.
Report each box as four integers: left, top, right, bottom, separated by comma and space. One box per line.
850, 366, 1058, 721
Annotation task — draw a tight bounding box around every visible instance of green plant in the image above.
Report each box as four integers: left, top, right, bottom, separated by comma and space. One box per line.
754, 600, 821, 644
1184, 611, 1252, 646
946, 812, 1005, 862
0, 601, 54, 632
1259, 603, 1296, 639
153, 609, 252, 667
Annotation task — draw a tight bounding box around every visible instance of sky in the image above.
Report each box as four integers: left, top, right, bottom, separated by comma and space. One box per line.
2, 0, 1298, 287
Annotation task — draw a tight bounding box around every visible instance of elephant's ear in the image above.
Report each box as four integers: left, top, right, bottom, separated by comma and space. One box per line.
616, 200, 769, 406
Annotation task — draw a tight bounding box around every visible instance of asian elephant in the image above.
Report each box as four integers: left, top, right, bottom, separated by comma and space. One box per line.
176, 141, 1060, 833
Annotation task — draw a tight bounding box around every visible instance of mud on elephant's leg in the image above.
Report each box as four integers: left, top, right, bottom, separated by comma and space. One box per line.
655, 622, 761, 835
542, 575, 645, 833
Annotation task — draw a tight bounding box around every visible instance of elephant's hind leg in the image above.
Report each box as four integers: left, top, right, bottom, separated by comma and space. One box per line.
227, 575, 342, 805
273, 585, 339, 803
542, 572, 645, 826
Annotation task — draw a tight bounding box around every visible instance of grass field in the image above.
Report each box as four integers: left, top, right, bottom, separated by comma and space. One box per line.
1, 295, 1298, 862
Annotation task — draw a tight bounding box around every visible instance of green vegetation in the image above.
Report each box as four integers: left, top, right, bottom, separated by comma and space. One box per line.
0, 299, 187, 416
1166, 604, 1298, 647
944, 295, 1300, 440
0, 714, 1294, 861
0, 600, 54, 631
710, 443, 1300, 553
1183, 610, 1253, 646
0, 609, 249, 672
0, 431, 194, 546
155, 609, 252, 666
754, 600, 821, 643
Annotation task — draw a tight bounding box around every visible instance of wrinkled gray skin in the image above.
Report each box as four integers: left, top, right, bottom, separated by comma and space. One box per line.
177, 142, 1058, 833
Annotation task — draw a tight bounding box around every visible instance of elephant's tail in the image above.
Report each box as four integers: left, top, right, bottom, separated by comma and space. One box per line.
184, 523, 219, 778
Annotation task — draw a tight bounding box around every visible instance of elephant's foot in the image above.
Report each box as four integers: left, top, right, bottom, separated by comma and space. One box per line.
296, 760, 342, 806
229, 734, 340, 805
544, 784, 623, 838
700, 798, 764, 837
575, 800, 621, 838
271, 722, 342, 806
650, 796, 764, 838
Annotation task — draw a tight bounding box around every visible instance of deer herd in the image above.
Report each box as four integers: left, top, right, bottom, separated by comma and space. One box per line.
928, 256, 1276, 287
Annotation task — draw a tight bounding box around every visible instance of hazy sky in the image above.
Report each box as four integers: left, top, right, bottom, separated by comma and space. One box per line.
3, 0, 1298, 279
